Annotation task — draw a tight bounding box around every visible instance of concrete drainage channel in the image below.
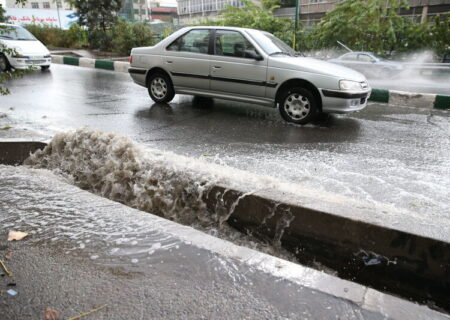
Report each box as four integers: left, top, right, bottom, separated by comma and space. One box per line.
1, 135, 449, 315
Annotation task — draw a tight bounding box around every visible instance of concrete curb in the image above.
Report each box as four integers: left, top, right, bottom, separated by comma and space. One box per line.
2, 139, 449, 314
51, 55, 130, 73
368, 88, 450, 110
51, 55, 450, 109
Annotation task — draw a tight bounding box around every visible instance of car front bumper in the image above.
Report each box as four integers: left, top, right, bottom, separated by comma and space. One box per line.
320, 88, 371, 113
8, 56, 52, 69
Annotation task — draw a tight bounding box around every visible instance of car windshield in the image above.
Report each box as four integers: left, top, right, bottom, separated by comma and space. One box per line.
247, 30, 296, 56
0, 25, 36, 41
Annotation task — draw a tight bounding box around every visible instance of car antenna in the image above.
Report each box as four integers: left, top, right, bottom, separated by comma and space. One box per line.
336, 41, 353, 52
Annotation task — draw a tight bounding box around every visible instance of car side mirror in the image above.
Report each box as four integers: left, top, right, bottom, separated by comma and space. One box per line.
245, 50, 263, 61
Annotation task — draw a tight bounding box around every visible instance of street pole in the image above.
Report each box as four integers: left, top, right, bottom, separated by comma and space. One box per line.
293, 0, 299, 50
56, 1, 62, 29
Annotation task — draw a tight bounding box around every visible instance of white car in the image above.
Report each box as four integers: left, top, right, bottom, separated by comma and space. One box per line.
129, 26, 371, 124
0, 23, 51, 71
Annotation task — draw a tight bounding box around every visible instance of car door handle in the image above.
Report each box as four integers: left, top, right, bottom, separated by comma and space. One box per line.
165, 60, 173, 64
212, 66, 221, 69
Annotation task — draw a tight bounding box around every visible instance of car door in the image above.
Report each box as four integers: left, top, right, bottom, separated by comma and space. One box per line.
163, 29, 211, 90
209, 29, 267, 97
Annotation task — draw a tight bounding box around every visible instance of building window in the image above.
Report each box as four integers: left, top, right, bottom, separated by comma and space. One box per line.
43, 2, 50, 8
31, 2, 39, 8
134, 9, 139, 14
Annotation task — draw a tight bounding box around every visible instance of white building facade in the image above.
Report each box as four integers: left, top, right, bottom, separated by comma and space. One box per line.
176, 0, 245, 24
4, 0, 72, 10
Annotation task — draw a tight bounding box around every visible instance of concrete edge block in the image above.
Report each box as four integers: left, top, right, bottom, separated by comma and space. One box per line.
389, 90, 436, 109
434, 95, 450, 110
51, 55, 63, 64
63, 56, 79, 66
369, 88, 389, 103
114, 61, 130, 73
95, 59, 115, 71
79, 57, 96, 69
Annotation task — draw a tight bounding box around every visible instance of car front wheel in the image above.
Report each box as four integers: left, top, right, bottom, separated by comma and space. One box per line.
278, 87, 319, 125
0, 55, 11, 72
147, 73, 175, 103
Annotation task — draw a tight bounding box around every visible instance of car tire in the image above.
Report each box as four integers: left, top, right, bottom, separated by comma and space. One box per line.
278, 87, 319, 125
147, 72, 175, 103
41, 65, 50, 70
0, 54, 11, 72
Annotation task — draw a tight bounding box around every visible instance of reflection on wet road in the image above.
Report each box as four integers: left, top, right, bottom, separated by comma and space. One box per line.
1, 64, 449, 220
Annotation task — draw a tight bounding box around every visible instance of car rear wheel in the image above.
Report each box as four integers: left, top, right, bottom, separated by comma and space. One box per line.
147, 73, 175, 103
0, 55, 11, 72
278, 87, 319, 125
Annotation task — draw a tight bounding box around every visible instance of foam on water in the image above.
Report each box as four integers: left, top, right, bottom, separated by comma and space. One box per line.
24, 129, 449, 246
24, 129, 301, 260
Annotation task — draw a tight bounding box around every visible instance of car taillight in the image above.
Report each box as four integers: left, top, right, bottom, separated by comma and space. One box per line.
129, 56, 133, 64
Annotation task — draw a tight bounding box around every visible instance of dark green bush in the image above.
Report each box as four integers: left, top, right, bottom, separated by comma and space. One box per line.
25, 23, 87, 49
110, 19, 154, 55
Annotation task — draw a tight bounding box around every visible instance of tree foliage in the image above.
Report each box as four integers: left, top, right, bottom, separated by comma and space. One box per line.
308, 0, 411, 54
110, 19, 155, 55
68, 0, 121, 50
200, 0, 298, 45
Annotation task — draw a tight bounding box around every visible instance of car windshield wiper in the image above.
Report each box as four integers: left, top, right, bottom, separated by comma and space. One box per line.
294, 51, 306, 57
17, 38, 33, 41
269, 51, 293, 56
0, 35, 13, 39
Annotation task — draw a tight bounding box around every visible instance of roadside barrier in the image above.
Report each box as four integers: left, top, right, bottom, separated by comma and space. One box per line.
51, 55, 450, 110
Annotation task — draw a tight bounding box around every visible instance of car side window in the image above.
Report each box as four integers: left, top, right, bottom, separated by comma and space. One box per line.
214, 30, 257, 59
358, 54, 372, 62
342, 53, 358, 61
167, 29, 210, 54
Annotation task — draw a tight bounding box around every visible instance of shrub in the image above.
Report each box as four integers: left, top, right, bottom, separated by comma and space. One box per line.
110, 19, 154, 55
25, 23, 86, 49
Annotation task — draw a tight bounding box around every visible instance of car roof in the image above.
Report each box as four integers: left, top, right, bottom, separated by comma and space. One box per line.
0, 23, 18, 27
342, 51, 375, 56
182, 25, 263, 33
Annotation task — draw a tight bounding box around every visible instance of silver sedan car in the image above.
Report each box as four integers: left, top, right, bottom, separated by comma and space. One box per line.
129, 26, 371, 124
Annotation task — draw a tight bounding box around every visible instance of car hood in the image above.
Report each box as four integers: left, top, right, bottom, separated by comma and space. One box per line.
269, 56, 366, 82
0, 39, 50, 55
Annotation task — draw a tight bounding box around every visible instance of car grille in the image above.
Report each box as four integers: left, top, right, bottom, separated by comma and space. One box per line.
25, 60, 46, 64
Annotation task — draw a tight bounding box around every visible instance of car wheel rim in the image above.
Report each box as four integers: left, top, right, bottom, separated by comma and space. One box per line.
284, 93, 310, 121
151, 77, 168, 99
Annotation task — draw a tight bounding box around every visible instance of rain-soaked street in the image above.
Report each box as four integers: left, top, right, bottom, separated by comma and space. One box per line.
1, 64, 449, 220
2, 64, 450, 319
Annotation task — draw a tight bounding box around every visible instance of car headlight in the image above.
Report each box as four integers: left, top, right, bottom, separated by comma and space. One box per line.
339, 80, 363, 91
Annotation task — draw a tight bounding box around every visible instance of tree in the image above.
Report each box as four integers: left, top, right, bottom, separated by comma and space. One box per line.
307, 0, 411, 55
68, 0, 122, 50
429, 13, 450, 56
201, 0, 297, 46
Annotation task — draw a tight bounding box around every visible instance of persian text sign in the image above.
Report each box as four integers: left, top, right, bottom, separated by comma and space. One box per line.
5, 8, 78, 30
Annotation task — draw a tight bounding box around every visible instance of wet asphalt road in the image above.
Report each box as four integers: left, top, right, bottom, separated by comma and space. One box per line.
1, 64, 450, 220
